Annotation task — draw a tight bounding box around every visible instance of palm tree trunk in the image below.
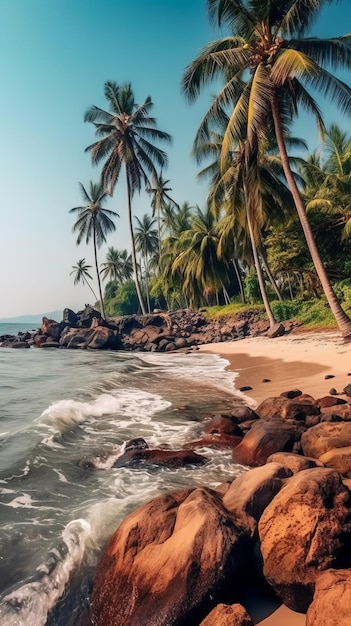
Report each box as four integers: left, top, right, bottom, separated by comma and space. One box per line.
82, 276, 99, 303
93, 227, 106, 319
232, 258, 245, 303
126, 175, 147, 315
271, 97, 351, 338
259, 246, 283, 302
243, 183, 276, 327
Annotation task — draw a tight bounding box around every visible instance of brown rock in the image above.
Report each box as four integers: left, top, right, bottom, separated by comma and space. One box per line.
113, 448, 207, 468
258, 468, 351, 612
200, 603, 253, 626
222, 462, 291, 536
91, 487, 250, 626
266, 452, 324, 473
319, 404, 351, 421
306, 569, 351, 626
315, 396, 347, 409
318, 445, 351, 476
232, 419, 299, 467
256, 395, 318, 422
301, 422, 351, 459
229, 406, 259, 423
185, 434, 243, 450
204, 415, 244, 437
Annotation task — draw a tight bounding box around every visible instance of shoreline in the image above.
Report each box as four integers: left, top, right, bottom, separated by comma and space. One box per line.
200, 331, 351, 626
199, 331, 351, 406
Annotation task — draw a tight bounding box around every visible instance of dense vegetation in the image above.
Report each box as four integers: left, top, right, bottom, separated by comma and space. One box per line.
69, 1, 351, 335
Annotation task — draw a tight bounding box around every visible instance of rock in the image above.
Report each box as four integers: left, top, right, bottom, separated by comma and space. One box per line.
222, 462, 291, 537
343, 383, 351, 396
204, 415, 244, 437
200, 603, 254, 626
319, 404, 351, 421
306, 569, 351, 626
266, 452, 323, 474
87, 327, 118, 350
318, 445, 351, 476
10, 341, 30, 349
301, 422, 351, 459
113, 448, 207, 469
280, 389, 303, 399
91, 487, 250, 626
265, 322, 285, 338
258, 468, 351, 612
315, 395, 347, 409
232, 419, 299, 467
41, 316, 59, 334
229, 407, 259, 423
255, 396, 318, 422
63, 308, 78, 326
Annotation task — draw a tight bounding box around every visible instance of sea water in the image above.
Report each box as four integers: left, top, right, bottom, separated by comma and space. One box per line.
0, 324, 250, 625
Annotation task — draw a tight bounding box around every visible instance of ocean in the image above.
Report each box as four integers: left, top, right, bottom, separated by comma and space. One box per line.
0, 322, 249, 626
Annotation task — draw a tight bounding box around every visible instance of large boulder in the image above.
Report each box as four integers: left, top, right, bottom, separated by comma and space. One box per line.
255, 396, 318, 422
222, 462, 291, 537
91, 487, 250, 626
232, 419, 299, 467
266, 452, 323, 474
113, 448, 207, 469
301, 422, 351, 459
306, 569, 351, 626
258, 468, 351, 612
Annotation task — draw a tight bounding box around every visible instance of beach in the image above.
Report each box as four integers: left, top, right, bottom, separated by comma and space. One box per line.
201, 330, 351, 625
200, 330, 351, 406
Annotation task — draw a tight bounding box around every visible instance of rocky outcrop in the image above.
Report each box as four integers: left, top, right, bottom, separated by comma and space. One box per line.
258, 468, 351, 612
0, 306, 289, 352
88, 381, 351, 625
91, 487, 250, 626
306, 569, 351, 625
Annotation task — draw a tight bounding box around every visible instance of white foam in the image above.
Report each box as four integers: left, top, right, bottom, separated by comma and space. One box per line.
0, 519, 91, 626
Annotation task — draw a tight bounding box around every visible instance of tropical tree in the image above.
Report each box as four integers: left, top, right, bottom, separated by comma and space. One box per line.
100, 247, 133, 285
182, 0, 351, 337
146, 171, 179, 253
134, 214, 159, 312
172, 205, 231, 307
84, 81, 172, 315
70, 258, 99, 303
69, 181, 118, 319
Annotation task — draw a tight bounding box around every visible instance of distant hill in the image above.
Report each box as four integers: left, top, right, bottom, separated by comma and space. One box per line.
0, 311, 63, 324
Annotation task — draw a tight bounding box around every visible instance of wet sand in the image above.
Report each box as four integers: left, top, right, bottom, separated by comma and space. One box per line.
200, 330, 351, 625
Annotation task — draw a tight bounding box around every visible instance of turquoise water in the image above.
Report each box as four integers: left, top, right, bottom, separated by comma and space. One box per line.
0, 334, 247, 625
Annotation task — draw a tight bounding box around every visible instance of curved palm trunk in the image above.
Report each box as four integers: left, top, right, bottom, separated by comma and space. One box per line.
93, 227, 106, 319
259, 246, 283, 302
243, 183, 276, 327
82, 276, 99, 303
271, 97, 351, 338
126, 175, 147, 315
232, 258, 245, 303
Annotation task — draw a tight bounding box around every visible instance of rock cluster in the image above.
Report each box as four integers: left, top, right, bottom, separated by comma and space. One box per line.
0, 306, 286, 351
90, 386, 351, 626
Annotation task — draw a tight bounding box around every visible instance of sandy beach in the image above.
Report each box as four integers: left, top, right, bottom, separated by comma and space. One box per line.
200, 330, 351, 625
200, 330, 351, 406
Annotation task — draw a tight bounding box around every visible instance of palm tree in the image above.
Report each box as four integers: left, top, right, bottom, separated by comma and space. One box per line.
84, 81, 172, 315
134, 214, 159, 312
182, 0, 351, 337
100, 247, 133, 285
146, 171, 179, 254
70, 259, 99, 303
172, 205, 231, 307
69, 181, 118, 319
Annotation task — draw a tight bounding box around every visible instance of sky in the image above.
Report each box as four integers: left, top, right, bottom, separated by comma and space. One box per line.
1, 0, 350, 318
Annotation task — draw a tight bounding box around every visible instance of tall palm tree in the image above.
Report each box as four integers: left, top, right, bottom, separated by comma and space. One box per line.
84, 81, 172, 315
69, 181, 118, 319
100, 247, 133, 285
146, 171, 179, 253
70, 259, 99, 303
182, 0, 351, 337
134, 214, 159, 312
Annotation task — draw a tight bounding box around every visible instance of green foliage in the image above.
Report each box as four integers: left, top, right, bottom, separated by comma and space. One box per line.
244, 269, 261, 303
104, 280, 139, 316
270, 300, 301, 321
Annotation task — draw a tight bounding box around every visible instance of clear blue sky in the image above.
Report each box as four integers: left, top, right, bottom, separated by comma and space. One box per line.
1, 0, 350, 318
